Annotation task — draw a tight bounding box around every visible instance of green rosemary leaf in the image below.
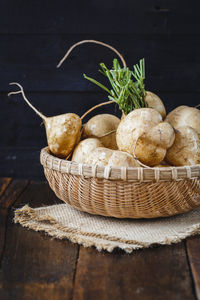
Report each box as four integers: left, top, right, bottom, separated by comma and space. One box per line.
99, 69, 107, 76
83, 58, 147, 115
83, 74, 112, 95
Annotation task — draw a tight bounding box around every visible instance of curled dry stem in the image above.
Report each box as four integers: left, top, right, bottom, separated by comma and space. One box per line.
80, 100, 115, 120
8, 83, 47, 121
57, 39, 127, 69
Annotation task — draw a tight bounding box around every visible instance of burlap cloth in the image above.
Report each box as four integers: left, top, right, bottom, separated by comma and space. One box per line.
14, 204, 200, 253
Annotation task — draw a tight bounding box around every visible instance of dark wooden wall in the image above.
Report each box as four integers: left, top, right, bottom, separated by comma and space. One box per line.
1, 0, 200, 179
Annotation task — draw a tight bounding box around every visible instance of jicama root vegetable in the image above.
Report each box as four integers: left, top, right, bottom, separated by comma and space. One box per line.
116, 108, 175, 166
83, 114, 120, 149
72, 138, 103, 163
8, 83, 113, 159
85, 147, 139, 167
165, 106, 200, 166
144, 91, 166, 119
8, 83, 82, 158
165, 106, 200, 134
166, 126, 200, 166
7, 42, 125, 159
121, 90, 166, 120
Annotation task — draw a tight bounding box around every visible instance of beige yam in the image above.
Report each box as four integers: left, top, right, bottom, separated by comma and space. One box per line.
83, 114, 120, 149
144, 91, 166, 119
46, 113, 82, 158
72, 138, 103, 163
85, 147, 113, 166
108, 150, 140, 167
85, 147, 139, 167
135, 124, 175, 166
143, 122, 175, 149
8, 83, 82, 159
116, 108, 175, 166
135, 136, 166, 167
166, 126, 200, 166
165, 106, 200, 134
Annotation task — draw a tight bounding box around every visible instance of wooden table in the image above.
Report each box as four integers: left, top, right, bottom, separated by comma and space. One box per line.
0, 177, 200, 300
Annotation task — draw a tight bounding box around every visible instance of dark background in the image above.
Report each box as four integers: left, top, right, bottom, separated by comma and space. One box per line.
0, 0, 200, 179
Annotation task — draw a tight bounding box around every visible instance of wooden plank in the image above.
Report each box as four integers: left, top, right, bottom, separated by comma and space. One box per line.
73, 244, 195, 300
186, 236, 200, 300
0, 0, 200, 34
1, 34, 200, 93
0, 179, 29, 268
0, 179, 29, 209
0, 208, 9, 264
13, 180, 63, 208
0, 178, 11, 198
0, 181, 79, 300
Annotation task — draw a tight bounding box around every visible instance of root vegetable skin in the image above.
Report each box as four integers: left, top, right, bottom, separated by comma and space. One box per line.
166, 126, 200, 166
144, 91, 166, 119
117, 108, 162, 154
145, 122, 175, 149
72, 138, 103, 163
46, 113, 82, 158
116, 108, 175, 166
165, 106, 200, 134
135, 123, 174, 166
83, 114, 120, 149
8, 83, 82, 159
85, 147, 139, 167
108, 150, 140, 167
8, 83, 115, 159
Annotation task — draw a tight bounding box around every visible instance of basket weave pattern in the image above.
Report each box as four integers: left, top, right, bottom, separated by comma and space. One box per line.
41, 147, 200, 218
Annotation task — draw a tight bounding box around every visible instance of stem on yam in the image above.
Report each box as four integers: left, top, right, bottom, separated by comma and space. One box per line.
8, 83, 47, 121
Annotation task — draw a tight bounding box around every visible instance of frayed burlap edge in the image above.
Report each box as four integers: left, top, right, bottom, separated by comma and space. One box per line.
14, 205, 200, 253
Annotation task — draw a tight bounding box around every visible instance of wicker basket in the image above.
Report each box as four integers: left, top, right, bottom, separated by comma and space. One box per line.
40, 147, 200, 219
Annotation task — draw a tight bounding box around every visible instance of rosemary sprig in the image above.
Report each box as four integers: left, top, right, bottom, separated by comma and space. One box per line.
83, 58, 147, 115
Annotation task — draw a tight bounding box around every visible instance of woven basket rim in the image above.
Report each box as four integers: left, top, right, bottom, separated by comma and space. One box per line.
40, 147, 200, 182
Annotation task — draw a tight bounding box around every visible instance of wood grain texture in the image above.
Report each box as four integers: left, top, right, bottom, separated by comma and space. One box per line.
0, 179, 29, 269
186, 236, 200, 300
0, 208, 8, 263
0, 180, 79, 300
0, 178, 199, 300
1, 34, 200, 93
0, 0, 200, 34
0, 179, 29, 209
73, 245, 195, 300
0, 178, 11, 198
